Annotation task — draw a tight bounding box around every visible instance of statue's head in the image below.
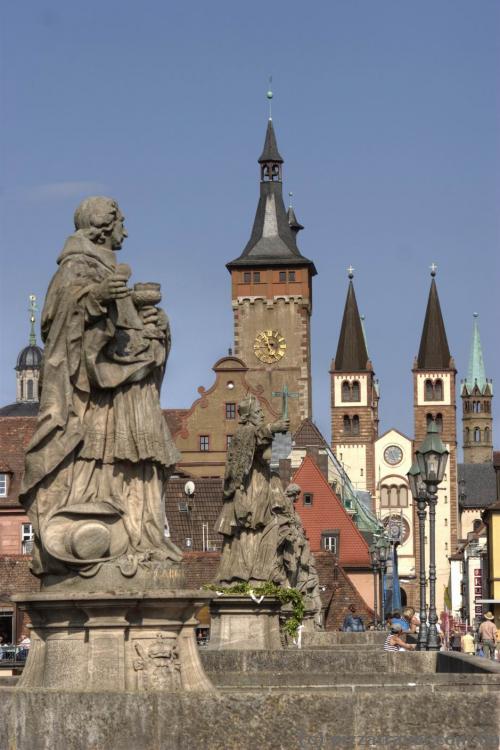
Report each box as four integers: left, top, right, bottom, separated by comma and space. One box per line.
74, 196, 128, 250
285, 483, 301, 504
238, 395, 263, 426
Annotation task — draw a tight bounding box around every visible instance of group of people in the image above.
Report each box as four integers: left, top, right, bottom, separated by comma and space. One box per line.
0, 631, 30, 661
342, 603, 499, 659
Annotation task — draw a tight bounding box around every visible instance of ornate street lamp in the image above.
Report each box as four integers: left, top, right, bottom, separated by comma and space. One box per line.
416, 420, 449, 651
376, 536, 390, 628
407, 461, 428, 650
369, 542, 379, 627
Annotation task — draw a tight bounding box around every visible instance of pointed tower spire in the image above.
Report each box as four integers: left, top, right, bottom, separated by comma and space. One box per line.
466, 313, 487, 391
334, 270, 369, 371
226, 108, 315, 273
287, 192, 304, 235
417, 267, 451, 369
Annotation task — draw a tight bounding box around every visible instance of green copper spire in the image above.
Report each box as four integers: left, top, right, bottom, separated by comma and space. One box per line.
28, 294, 38, 346
467, 313, 487, 392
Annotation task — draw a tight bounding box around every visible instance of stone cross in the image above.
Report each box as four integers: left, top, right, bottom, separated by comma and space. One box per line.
272, 383, 299, 420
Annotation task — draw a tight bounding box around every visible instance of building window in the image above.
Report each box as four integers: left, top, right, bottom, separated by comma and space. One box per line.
484, 427, 490, 443
465, 427, 470, 442
288, 271, 296, 282
0, 474, 7, 497
225, 402, 236, 419
351, 381, 360, 401
425, 379, 434, 401
341, 381, 351, 402
321, 532, 339, 554
434, 379, 443, 400
351, 415, 360, 436
360, 468, 364, 477
253, 272, 260, 283
279, 271, 286, 282
426, 413, 434, 429
21, 523, 34, 554
199, 435, 210, 451
226, 435, 233, 449
435, 413, 443, 433
380, 482, 409, 508
243, 271, 251, 283
474, 427, 481, 443
343, 415, 351, 435
303, 493, 313, 507
27, 380, 34, 400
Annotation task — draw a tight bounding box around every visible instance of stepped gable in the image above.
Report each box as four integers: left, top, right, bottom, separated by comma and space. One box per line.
292, 455, 371, 566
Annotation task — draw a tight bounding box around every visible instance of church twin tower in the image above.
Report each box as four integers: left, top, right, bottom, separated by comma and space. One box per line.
229, 116, 493, 486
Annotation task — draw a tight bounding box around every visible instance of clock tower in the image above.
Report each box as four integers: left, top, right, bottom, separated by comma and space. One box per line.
226, 116, 317, 431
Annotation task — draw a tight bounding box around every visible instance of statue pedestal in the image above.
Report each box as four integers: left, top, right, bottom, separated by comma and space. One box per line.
13, 590, 215, 692
207, 595, 282, 650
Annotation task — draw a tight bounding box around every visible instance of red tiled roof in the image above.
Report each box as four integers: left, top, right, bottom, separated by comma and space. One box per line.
293, 418, 328, 448
0, 417, 37, 507
292, 455, 371, 567
163, 409, 188, 438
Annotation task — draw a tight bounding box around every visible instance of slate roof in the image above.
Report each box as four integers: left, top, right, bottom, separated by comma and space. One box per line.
287, 205, 304, 234
333, 281, 369, 371
0, 402, 39, 417
258, 119, 283, 163
416, 277, 452, 370
164, 477, 223, 553
292, 455, 371, 567
458, 462, 497, 509
226, 120, 316, 273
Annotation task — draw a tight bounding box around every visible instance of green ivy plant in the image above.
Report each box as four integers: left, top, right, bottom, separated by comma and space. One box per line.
204, 581, 305, 638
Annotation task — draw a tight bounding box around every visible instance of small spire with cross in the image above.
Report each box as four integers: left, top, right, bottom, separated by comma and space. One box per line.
430, 262, 438, 277
28, 294, 38, 346
347, 265, 355, 280
266, 75, 273, 120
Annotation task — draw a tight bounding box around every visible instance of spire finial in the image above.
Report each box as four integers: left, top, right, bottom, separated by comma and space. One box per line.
430, 262, 438, 277
266, 75, 273, 120
473, 312, 478, 318
347, 265, 355, 280
288, 191, 293, 208
28, 294, 38, 346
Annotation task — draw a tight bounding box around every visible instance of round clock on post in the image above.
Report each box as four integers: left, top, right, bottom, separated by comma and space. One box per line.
253, 329, 287, 364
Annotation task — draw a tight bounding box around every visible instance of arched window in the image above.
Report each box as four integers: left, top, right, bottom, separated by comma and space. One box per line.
426, 413, 434, 428
389, 485, 399, 507
399, 485, 408, 507
435, 413, 443, 433
351, 381, 360, 401
473, 401, 480, 414
425, 379, 434, 401
434, 379, 443, 400
465, 427, 470, 443
20, 380, 24, 400
341, 381, 351, 402
343, 415, 351, 434
484, 427, 490, 443
351, 415, 360, 436
380, 486, 390, 507
474, 427, 481, 443
27, 380, 34, 400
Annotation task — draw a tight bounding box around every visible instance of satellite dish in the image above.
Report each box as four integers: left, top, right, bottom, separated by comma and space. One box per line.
184, 480, 195, 497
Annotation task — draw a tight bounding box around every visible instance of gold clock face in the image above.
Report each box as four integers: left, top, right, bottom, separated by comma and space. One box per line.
253, 329, 287, 364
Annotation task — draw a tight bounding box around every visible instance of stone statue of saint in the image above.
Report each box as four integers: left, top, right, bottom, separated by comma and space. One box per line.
19, 196, 182, 587
279, 483, 323, 626
214, 395, 289, 585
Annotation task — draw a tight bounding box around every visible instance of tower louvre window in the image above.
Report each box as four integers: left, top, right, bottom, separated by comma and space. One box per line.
351, 415, 360, 436
484, 427, 490, 443
351, 381, 360, 401
425, 379, 434, 401
434, 379, 443, 400
435, 414, 443, 433
27, 379, 34, 400
343, 415, 351, 434
341, 381, 351, 402
474, 427, 481, 443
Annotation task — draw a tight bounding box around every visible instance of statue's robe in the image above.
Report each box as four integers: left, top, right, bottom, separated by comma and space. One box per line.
20, 231, 181, 576
215, 423, 282, 585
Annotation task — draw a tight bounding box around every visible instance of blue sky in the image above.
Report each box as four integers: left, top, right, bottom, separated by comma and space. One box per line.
1, 1, 499, 452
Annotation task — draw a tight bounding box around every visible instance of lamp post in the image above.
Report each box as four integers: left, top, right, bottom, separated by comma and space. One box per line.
376, 536, 390, 628
416, 420, 449, 651
370, 543, 379, 627
407, 462, 429, 650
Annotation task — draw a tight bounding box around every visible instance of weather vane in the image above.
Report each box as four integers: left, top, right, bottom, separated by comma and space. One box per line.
267, 75, 273, 119
28, 293, 38, 346
347, 265, 355, 279
430, 262, 438, 277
